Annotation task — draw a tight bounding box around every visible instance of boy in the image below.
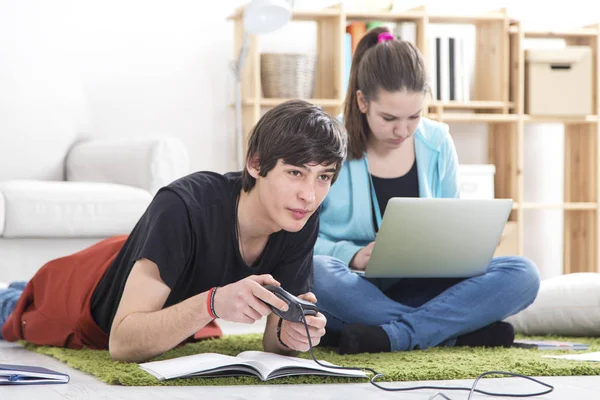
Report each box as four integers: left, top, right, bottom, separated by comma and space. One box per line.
0, 100, 347, 362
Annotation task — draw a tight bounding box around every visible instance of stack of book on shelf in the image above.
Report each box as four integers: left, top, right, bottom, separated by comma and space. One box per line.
428, 24, 474, 103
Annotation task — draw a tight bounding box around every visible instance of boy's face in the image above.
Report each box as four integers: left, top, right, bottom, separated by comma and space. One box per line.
250, 159, 337, 233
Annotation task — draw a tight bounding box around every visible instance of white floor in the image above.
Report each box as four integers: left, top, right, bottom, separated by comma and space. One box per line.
1, 319, 599, 399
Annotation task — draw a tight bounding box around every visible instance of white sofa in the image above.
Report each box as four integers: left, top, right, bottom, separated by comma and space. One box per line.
0, 136, 189, 282
0, 5, 190, 282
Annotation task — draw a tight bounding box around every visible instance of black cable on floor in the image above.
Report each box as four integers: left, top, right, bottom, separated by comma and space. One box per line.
297, 305, 554, 399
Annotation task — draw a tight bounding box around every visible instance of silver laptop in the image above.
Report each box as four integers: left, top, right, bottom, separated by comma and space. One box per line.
356, 198, 513, 278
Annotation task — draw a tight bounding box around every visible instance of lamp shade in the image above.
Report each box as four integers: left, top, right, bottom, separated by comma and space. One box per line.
243, 0, 292, 34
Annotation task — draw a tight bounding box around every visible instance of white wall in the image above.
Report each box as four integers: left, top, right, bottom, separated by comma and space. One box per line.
71, 0, 243, 174
5, 0, 600, 278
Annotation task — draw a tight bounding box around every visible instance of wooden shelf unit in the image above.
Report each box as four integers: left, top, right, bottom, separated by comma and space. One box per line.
242, 98, 343, 108
230, 4, 600, 274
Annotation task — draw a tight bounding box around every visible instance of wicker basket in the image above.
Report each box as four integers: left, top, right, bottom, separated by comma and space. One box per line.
260, 53, 317, 98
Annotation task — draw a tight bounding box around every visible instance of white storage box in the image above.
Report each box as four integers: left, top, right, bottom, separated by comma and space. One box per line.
525, 46, 592, 116
458, 164, 495, 199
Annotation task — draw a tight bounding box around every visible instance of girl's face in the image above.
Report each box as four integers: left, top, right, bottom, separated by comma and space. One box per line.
357, 89, 425, 149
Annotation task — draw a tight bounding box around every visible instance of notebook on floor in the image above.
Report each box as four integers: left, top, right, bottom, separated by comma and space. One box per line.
0, 364, 70, 385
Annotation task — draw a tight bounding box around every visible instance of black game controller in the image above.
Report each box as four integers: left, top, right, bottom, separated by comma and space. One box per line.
262, 285, 319, 322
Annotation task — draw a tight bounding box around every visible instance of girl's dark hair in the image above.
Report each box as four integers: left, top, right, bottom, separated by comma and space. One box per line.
241, 99, 347, 192
344, 26, 428, 159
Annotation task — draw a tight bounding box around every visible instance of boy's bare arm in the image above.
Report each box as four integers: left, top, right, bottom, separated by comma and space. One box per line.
108, 258, 213, 363
108, 259, 290, 363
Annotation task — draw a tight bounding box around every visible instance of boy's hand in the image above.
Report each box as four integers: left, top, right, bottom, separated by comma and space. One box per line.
279, 292, 327, 351
349, 241, 375, 271
213, 275, 289, 323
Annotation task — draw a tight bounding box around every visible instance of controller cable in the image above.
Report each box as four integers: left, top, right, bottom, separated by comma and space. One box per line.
297, 304, 554, 399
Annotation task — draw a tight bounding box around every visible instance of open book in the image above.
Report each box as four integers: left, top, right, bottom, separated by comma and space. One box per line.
139, 351, 368, 381
0, 364, 70, 385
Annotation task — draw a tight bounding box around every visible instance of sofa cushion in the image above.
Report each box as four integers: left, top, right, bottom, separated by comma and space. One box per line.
0, 181, 152, 238
505, 272, 600, 336
66, 137, 190, 195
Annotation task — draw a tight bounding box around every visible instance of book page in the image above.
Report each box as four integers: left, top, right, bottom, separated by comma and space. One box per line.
237, 351, 367, 380
139, 353, 260, 380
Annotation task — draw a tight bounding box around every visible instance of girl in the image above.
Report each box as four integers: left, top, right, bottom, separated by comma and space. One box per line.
312, 27, 540, 354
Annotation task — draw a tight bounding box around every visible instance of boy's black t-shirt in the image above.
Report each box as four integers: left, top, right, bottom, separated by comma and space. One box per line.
90, 171, 318, 334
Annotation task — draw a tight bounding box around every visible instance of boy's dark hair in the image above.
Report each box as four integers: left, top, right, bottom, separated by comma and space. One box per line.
344, 26, 429, 160
241, 99, 347, 192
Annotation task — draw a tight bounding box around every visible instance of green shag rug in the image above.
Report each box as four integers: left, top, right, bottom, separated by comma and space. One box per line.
23, 334, 600, 386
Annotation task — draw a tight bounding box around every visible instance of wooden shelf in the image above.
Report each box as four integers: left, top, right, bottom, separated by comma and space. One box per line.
242, 98, 342, 108
428, 12, 508, 24
346, 10, 425, 22
231, 7, 510, 23
428, 113, 519, 123
231, 6, 600, 274
520, 202, 598, 210
524, 29, 599, 39
346, 10, 508, 24
523, 115, 598, 123
290, 9, 341, 21
429, 101, 515, 110
228, 7, 339, 21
